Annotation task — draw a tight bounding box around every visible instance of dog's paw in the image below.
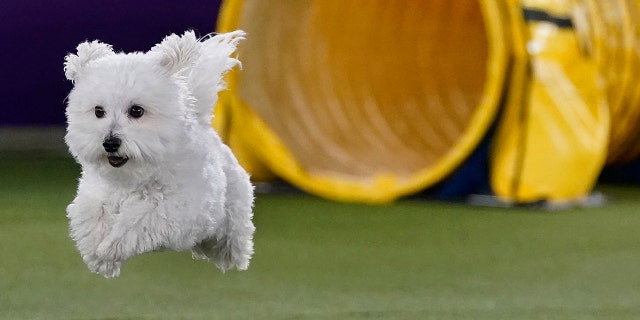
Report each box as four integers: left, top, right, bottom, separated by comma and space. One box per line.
192, 236, 251, 272
92, 260, 122, 279
84, 254, 122, 278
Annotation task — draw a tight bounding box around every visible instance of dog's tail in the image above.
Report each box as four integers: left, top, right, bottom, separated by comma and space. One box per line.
189, 30, 245, 124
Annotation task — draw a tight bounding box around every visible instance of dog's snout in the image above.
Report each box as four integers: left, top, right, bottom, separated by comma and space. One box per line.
103, 136, 121, 153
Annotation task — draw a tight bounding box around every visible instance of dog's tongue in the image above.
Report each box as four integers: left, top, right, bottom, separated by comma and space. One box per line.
108, 156, 129, 168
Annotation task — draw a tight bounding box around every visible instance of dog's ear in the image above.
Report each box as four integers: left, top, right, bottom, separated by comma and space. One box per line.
150, 30, 201, 74
64, 41, 114, 82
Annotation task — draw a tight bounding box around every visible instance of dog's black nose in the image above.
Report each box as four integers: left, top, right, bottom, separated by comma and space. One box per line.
102, 136, 121, 153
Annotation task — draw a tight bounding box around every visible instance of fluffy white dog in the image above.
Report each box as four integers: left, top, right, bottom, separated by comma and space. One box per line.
63, 30, 254, 278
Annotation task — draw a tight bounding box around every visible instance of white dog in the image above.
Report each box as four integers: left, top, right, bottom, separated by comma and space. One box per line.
63, 30, 254, 278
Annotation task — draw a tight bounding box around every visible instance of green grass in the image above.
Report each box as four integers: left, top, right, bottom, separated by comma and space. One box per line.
2, 151, 640, 319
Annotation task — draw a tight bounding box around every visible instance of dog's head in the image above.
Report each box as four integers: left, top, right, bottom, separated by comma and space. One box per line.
64, 33, 202, 172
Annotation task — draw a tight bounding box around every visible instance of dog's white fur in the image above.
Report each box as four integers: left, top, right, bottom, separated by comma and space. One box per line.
63, 30, 254, 278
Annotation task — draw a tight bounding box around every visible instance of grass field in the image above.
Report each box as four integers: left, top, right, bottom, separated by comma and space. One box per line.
2, 151, 640, 319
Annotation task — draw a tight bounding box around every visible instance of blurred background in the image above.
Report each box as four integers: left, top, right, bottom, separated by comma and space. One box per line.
0, 0, 222, 153
215, 0, 640, 206
3, 1, 640, 319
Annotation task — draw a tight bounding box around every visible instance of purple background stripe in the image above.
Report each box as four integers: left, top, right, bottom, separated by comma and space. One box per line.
1, 0, 222, 126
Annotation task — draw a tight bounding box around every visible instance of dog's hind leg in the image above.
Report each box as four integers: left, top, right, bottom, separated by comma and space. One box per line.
192, 147, 255, 272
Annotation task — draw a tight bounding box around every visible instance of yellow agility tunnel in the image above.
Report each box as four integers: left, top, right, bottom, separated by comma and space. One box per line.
214, 0, 640, 204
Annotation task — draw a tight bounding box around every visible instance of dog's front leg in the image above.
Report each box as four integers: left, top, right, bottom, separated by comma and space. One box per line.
67, 196, 122, 278
95, 198, 165, 263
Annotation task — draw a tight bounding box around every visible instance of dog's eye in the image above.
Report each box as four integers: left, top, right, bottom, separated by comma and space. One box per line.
128, 105, 145, 119
94, 106, 105, 118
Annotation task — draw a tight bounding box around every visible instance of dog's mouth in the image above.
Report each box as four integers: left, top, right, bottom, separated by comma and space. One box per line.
107, 155, 129, 168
